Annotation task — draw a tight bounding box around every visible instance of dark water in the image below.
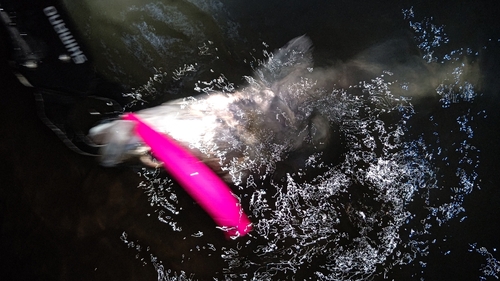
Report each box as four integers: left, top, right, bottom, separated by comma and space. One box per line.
1, 0, 499, 280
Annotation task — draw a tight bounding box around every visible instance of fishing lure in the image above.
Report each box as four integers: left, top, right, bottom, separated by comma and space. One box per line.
123, 113, 252, 238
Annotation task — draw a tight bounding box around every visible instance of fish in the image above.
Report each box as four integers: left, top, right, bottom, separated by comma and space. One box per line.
88, 34, 480, 183
88, 35, 337, 182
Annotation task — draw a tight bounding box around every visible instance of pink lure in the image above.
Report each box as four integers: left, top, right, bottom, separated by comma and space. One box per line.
123, 113, 252, 238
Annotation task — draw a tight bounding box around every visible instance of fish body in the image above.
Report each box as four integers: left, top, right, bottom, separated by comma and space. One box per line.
88, 36, 335, 181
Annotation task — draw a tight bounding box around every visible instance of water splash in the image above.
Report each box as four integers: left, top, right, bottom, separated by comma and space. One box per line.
403, 6, 449, 63
137, 168, 183, 232
470, 244, 500, 280
118, 8, 484, 281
